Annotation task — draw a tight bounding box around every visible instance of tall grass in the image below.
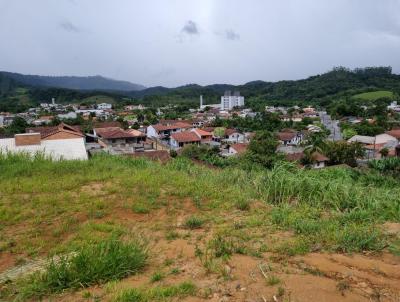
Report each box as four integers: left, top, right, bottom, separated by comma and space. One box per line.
1, 153, 399, 258
18, 239, 147, 299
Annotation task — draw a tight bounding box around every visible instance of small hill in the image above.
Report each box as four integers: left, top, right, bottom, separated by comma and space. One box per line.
0, 71, 146, 92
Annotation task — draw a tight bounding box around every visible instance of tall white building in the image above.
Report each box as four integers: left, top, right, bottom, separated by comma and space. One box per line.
221, 91, 244, 111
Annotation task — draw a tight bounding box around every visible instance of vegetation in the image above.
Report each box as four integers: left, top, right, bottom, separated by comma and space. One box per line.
2, 66, 400, 112
114, 281, 196, 302
18, 239, 147, 300
0, 153, 399, 300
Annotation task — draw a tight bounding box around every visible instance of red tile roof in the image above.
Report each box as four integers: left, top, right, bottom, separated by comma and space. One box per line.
95, 127, 138, 139
126, 129, 146, 137
386, 129, 400, 139
171, 131, 201, 143
277, 131, 297, 141
26, 123, 84, 139
152, 122, 192, 132
230, 143, 248, 154
193, 129, 213, 137
225, 128, 240, 136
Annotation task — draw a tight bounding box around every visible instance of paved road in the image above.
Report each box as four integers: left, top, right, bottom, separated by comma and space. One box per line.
319, 111, 342, 141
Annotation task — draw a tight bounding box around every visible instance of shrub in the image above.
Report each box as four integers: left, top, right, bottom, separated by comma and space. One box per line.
184, 216, 204, 229
235, 199, 250, 211
150, 272, 164, 283
19, 239, 147, 299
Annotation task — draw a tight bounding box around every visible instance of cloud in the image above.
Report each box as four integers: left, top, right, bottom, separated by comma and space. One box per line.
59, 21, 81, 33
181, 20, 199, 35
225, 29, 240, 41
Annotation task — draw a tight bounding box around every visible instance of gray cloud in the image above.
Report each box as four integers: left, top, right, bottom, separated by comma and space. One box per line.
59, 21, 81, 33
181, 20, 199, 35
0, 0, 400, 87
225, 29, 240, 41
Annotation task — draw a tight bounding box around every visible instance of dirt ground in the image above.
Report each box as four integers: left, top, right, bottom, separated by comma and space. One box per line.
1, 189, 399, 302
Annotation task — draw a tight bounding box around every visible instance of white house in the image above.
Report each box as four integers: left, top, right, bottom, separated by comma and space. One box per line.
277, 130, 303, 146
147, 122, 192, 140
58, 112, 78, 120
221, 91, 245, 111
0, 133, 88, 160
223, 129, 246, 143
97, 103, 112, 110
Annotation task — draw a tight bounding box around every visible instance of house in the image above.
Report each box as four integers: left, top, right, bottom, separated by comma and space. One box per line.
386, 129, 400, 140
191, 128, 213, 143
95, 127, 146, 146
170, 131, 201, 149
58, 112, 78, 120
277, 130, 303, 146
26, 123, 84, 140
0, 133, 88, 160
147, 121, 192, 141
223, 129, 246, 143
227, 143, 248, 156
286, 152, 329, 169
348, 135, 375, 145
31, 115, 54, 126
97, 103, 112, 110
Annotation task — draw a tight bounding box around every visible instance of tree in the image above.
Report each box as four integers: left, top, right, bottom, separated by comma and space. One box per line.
3, 116, 28, 135
323, 141, 365, 167
380, 147, 389, 158
246, 131, 281, 168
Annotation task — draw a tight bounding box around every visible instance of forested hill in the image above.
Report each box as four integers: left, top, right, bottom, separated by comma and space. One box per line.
130, 67, 400, 106
0, 71, 145, 92
1, 66, 400, 112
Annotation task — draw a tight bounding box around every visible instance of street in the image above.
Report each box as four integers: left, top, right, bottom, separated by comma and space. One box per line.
319, 111, 342, 141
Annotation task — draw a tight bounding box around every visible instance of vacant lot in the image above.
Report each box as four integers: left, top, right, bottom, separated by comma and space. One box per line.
0, 154, 399, 301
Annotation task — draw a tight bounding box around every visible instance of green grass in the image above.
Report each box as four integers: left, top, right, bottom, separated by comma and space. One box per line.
114, 281, 196, 302
17, 239, 147, 300
352, 90, 394, 101
1, 153, 400, 300
184, 216, 204, 229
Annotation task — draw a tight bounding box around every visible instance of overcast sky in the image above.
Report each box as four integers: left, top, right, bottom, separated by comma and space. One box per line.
1, 0, 400, 87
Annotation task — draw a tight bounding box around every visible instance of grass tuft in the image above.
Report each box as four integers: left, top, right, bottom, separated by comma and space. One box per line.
18, 239, 147, 299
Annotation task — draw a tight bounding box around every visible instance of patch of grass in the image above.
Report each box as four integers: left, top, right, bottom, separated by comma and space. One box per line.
165, 230, 180, 241
114, 281, 196, 302
184, 216, 204, 229
266, 275, 281, 286
352, 90, 394, 101
150, 272, 164, 283
389, 239, 400, 256
235, 198, 250, 211
132, 203, 150, 214
18, 239, 147, 300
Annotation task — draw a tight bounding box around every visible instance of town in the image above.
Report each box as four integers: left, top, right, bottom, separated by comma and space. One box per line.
1, 90, 399, 169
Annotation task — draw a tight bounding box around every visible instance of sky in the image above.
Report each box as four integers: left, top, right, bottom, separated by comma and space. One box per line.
0, 0, 400, 87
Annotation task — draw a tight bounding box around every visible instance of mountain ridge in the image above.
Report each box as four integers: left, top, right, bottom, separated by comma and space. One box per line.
0, 71, 146, 92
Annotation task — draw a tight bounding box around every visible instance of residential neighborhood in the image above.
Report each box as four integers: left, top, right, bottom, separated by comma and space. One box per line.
2, 89, 400, 169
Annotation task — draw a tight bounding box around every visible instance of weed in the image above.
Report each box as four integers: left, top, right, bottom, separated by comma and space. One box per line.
18, 239, 147, 299
115, 281, 196, 302
132, 203, 150, 214
235, 199, 250, 211
165, 231, 179, 241
150, 272, 164, 283
184, 216, 204, 229
277, 286, 285, 297
266, 275, 281, 286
